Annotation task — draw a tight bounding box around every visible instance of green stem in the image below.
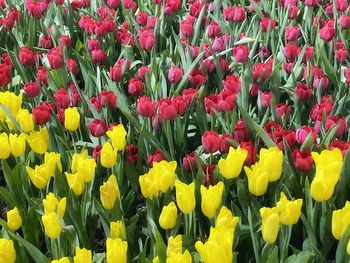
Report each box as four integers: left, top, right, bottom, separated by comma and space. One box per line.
248, 206, 261, 263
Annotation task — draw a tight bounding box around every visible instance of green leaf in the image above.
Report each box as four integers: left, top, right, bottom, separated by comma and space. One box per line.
286, 251, 315, 263
147, 216, 167, 263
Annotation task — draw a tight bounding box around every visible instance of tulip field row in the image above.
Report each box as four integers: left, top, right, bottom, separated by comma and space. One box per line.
0, 0, 350, 262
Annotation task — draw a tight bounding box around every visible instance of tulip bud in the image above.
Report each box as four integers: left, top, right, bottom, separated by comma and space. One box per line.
9, 133, 26, 157
260, 207, 279, 244
218, 146, 247, 179
168, 67, 184, 83
106, 124, 127, 151
159, 202, 178, 229
26, 127, 49, 154
26, 164, 51, 189
7, 207, 22, 231
64, 107, 80, 131
100, 175, 120, 210
23, 82, 40, 97
0, 133, 11, 159
110, 221, 127, 240
89, 119, 107, 137
16, 109, 34, 133
42, 212, 61, 238
201, 130, 220, 153
74, 248, 92, 263
65, 172, 85, 196
0, 238, 16, 263
175, 180, 195, 214
332, 201, 350, 240
106, 238, 128, 263
52, 257, 70, 263
101, 142, 118, 168
200, 182, 224, 218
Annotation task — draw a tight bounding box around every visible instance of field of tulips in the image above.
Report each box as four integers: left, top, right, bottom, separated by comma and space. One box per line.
1, 0, 350, 262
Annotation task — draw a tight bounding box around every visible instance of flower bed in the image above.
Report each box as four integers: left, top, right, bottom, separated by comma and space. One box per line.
0, 0, 350, 262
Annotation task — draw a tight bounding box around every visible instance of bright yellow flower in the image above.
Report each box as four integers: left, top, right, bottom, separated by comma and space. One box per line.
0, 132, 10, 159
106, 238, 128, 263
74, 248, 92, 263
9, 133, 26, 157
16, 108, 34, 133
259, 147, 283, 182
7, 207, 22, 231
71, 150, 89, 172
167, 250, 192, 263
276, 192, 302, 225
332, 201, 350, 240
100, 142, 117, 168
159, 202, 178, 230
64, 107, 80, 131
153, 257, 160, 263
0, 238, 16, 263
216, 206, 239, 230
26, 127, 49, 154
218, 146, 247, 179
200, 182, 224, 218
244, 163, 269, 196
311, 148, 343, 201
26, 164, 51, 189
106, 124, 127, 151
175, 180, 195, 214
347, 238, 350, 255
100, 175, 120, 210
65, 172, 85, 196
52, 257, 70, 263
42, 212, 61, 238
195, 239, 230, 263
167, 235, 183, 258
44, 152, 62, 177
111, 221, 126, 240
77, 158, 96, 182
207, 226, 234, 263
153, 160, 177, 193
260, 207, 280, 244
43, 193, 66, 219
0, 91, 22, 119
139, 169, 160, 199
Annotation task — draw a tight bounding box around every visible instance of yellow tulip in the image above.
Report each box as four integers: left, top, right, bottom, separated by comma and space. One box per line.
71, 150, 89, 172
65, 172, 85, 196
311, 148, 343, 201
52, 257, 70, 263
276, 192, 302, 225
259, 147, 283, 182
106, 124, 127, 151
260, 207, 279, 244
244, 163, 269, 196
16, 108, 34, 133
153, 257, 160, 263
200, 182, 224, 218
0, 238, 16, 263
167, 235, 183, 258
42, 212, 61, 238
100, 142, 117, 168
106, 238, 128, 263
159, 202, 178, 230
0, 132, 10, 159
175, 180, 195, 214
167, 250, 192, 263
218, 146, 247, 179
7, 207, 22, 231
153, 160, 177, 193
111, 221, 126, 240
9, 133, 26, 157
139, 169, 160, 199
207, 226, 234, 263
26, 127, 49, 154
74, 248, 92, 263
216, 206, 239, 230
43, 193, 66, 219
64, 107, 80, 131
100, 175, 120, 210
26, 164, 51, 189
332, 201, 350, 240
44, 152, 62, 177
0, 91, 22, 119
195, 239, 230, 263
347, 238, 350, 255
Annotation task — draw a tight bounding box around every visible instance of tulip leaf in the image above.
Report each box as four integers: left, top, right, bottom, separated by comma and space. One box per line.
300, 132, 315, 151
336, 226, 350, 263
285, 251, 315, 263
319, 122, 340, 147
0, 104, 21, 131
146, 216, 167, 263
0, 186, 16, 208
0, 219, 50, 263
335, 150, 350, 207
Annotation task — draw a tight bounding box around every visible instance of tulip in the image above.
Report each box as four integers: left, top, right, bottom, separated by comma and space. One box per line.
65, 172, 85, 196
159, 202, 178, 229
152, 160, 177, 193
332, 201, 350, 240
106, 124, 127, 151
167, 251, 192, 263
0, 133, 10, 159
16, 109, 34, 133
74, 248, 92, 263
111, 221, 126, 240
101, 142, 118, 168
7, 207, 22, 231
100, 175, 120, 210
77, 158, 96, 182
44, 152, 62, 177
32, 104, 51, 125
218, 146, 247, 179
259, 147, 283, 182
201, 130, 220, 153
26, 164, 51, 189
147, 150, 164, 167
0, 92, 22, 119
52, 258, 70, 263
167, 235, 183, 258
139, 169, 160, 199
26, 127, 49, 154
106, 238, 128, 263
216, 206, 239, 230
200, 182, 224, 218
244, 163, 269, 196
260, 207, 279, 244
64, 107, 80, 131
42, 212, 61, 238
43, 193, 66, 219
175, 180, 195, 214
0, 238, 16, 263
276, 192, 302, 225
